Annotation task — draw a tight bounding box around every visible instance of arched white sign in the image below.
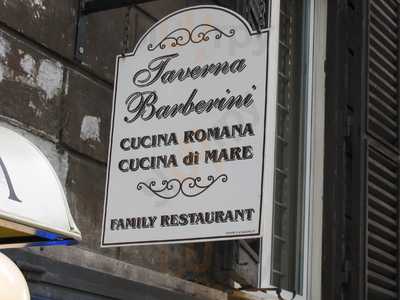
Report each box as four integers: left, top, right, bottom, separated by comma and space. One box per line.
102, 5, 278, 247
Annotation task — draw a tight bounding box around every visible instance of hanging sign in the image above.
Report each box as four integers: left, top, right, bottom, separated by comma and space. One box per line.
102, 5, 277, 246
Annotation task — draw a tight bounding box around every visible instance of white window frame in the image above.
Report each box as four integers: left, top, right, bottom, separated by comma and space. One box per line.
257, 0, 327, 298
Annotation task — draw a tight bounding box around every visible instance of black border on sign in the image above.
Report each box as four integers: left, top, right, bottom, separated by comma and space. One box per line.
101, 5, 270, 247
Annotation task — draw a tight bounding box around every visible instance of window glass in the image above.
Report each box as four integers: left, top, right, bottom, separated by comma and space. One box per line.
272, 0, 310, 293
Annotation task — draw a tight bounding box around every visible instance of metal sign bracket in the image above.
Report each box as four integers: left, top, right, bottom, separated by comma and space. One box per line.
74, 0, 268, 60
74, 0, 155, 61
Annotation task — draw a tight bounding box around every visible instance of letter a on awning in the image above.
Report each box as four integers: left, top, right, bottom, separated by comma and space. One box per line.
0, 126, 81, 248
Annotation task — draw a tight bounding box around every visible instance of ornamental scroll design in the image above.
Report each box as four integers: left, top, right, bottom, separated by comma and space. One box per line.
137, 174, 228, 199
147, 24, 235, 51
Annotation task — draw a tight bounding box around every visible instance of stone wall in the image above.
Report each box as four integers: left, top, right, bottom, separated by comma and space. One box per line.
0, 0, 232, 288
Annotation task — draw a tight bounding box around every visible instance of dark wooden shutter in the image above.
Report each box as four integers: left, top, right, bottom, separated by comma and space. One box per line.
324, 0, 400, 299
366, 0, 400, 299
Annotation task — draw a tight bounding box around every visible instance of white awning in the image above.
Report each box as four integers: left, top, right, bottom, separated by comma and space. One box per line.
0, 126, 81, 248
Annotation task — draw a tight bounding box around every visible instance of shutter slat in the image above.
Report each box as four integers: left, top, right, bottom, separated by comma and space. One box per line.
370, 5, 398, 38
370, 45, 398, 75
367, 3, 399, 297
368, 219, 397, 240
383, 0, 399, 12
369, 182, 397, 205
373, 0, 398, 23
369, 283, 398, 299
368, 153, 398, 179
369, 194, 397, 216
370, 57, 398, 85
370, 35, 398, 63
368, 270, 398, 290
370, 93, 397, 120
368, 246, 397, 268
370, 81, 398, 107
369, 232, 397, 253
369, 169, 397, 193
368, 120, 398, 146
369, 70, 398, 96
369, 206, 397, 227
368, 239, 397, 258
370, 24, 398, 53
368, 257, 397, 277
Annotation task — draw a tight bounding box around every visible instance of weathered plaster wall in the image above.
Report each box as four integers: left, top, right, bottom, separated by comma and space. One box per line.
0, 0, 231, 292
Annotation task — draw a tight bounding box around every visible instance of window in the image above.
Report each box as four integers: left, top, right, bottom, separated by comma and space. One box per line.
272, 0, 309, 293
260, 0, 326, 298
211, 1, 325, 297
